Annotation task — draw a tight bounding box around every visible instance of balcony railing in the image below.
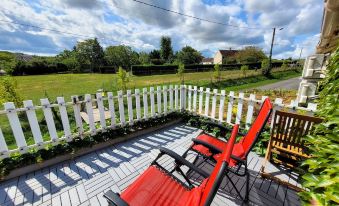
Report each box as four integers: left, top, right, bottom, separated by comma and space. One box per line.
0, 85, 317, 159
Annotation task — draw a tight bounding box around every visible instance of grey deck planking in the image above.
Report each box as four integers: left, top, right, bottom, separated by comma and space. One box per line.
0, 123, 301, 206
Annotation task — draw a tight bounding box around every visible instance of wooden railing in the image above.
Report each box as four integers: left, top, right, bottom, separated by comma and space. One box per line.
0, 85, 318, 158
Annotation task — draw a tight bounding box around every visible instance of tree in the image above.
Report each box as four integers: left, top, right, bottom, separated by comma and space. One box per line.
241, 65, 249, 77
177, 63, 185, 84
117, 67, 129, 91
149, 49, 164, 65
261, 59, 270, 76
56, 49, 79, 72
213, 64, 221, 82
175, 46, 203, 65
160, 36, 173, 62
0, 77, 23, 107
235, 46, 267, 63
138, 52, 151, 65
0, 51, 17, 74
105, 45, 139, 71
75, 38, 104, 72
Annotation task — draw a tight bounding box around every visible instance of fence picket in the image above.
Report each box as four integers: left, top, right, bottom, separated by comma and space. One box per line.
218, 90, 226, 122
245, 94, 255, 129
199, 87, 203, 114
127, 90, 133, 124
41, 98, 59, 142
226, 91, 235, 124
24, 100, 43, 145
71, 96, 84, 136
84, 95, 96, 134
150, 87, 155, 117
270, 98, 283, 131
135, 89, 141, 120
0, 128, 8, 157
143, 88, 148, 119
169, 85, 173, 111
57, 97, 72, 140
163, 86, 167, 114
4, 102, 27, 152
107, 92, 116, 128
211, 89, 218, 118
118, 91, 126, 125
157, 86, 162, 115
235, 93, 244, 124
96, 93, 107, 129
204, 88, 211, 116
193, 86, 197, 113
188, 85, 192, 111
175, 85, 179, 110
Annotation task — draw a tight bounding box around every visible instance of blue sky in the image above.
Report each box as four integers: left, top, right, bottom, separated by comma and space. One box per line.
0, 0, 323, 58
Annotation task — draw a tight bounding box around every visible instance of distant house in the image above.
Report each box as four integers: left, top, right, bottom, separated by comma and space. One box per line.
213, 49, 239, 64
201, 57, 213, 65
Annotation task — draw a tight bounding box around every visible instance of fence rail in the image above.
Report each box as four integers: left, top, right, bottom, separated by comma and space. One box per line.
0, 85, 317, 159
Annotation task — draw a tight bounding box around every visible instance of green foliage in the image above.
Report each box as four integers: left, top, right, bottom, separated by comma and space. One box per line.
241, 65, 249, 77
0, 51, 17, 74
281, 60, 288, 69
235, 46, 267, 63
138, 52, 151, 65
0, 77, 23, 107
177, 63, 185, 84
160, 36, 173, 62
300, 47, 339, 205
117, 67, 129, 91
75, 38, 105, 72
261, 59, 270, 76
105, 45, 139, 71
175, 46, 203, 64
213, 64, 221, 82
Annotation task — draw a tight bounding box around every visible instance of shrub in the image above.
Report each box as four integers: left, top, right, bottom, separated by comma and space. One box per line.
261, 59, 270, 76
117, 67, 129, 91
241, 65, 249, 77
213, 64, 221, 82
177, 63, 185, 84
0, 77, 23, 107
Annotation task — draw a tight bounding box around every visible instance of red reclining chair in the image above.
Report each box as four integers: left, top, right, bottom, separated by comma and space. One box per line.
103, 125, 240, 206
183, 98, 273, 202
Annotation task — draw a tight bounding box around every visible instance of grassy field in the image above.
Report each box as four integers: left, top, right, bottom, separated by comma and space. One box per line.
10, 67, 300, 104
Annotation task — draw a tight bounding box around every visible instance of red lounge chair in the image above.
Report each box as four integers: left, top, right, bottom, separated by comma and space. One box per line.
184, 98, 273, 202
103, 125, 240, 206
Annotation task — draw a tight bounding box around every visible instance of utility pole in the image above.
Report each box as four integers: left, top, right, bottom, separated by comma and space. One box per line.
266, 27, 283, 76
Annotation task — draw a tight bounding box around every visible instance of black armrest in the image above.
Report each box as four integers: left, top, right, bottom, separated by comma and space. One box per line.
158, 147, 209, 178
230, 155, 246, 164
103, 190, 129, 206
192, 138, 223, 154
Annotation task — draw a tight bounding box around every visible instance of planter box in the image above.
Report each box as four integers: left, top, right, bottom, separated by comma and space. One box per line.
1, 119, 182, 182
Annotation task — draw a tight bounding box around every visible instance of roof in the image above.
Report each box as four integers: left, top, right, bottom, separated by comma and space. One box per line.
202, 57, 213, 62
218, 49, 239, 57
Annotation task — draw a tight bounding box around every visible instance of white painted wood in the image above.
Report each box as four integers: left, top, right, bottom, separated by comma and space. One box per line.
143, 88, 148, 119
84, 94, 96, 134
270, 98, 283, 131
163, 86, 167, 114
183, 85, 187, 110
41, 98, 59, 142
107, 92, 116, 128
306, 103, 317, 116
0, 128, 8, 156
57, 97, 71, 140
199, 87, 203, 114
5, 103, 27, 151
169, 85, 173, 111
180, 85, 184, 110
226, 91, 235, 124
118, 91, 126, 125
193, 86, 197, 113
218, 90, 226, 122
204, 88, 211, 116
23, 100, 43, 145
211, 89, 218, 118
135, 89, 141, 120
71, 96, 84, 136
150, 87, 155, 117
127, 90, 133, 124
188, 85, 192, 111
174, 85, 179, 110
235, 93, 244, 124
157, 86, 162, 115
96, 93, 107, 129
245, 94, 255, 129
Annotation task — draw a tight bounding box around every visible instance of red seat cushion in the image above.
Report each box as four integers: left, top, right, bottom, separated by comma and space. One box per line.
121, 165, 205, 206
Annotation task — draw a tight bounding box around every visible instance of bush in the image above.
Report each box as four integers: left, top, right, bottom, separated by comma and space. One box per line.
0, 77, 23, 107
177, 64, 185, 84
213, 64, 221, 82
241, 65, 249, 77
261, 59, 270, 76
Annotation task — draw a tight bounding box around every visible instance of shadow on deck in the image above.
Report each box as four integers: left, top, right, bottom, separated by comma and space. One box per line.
0, 123, 301, 206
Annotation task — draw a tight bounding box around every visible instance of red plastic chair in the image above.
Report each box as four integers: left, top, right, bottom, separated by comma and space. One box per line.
184, 98, 273, 202
103, 125, 240, 206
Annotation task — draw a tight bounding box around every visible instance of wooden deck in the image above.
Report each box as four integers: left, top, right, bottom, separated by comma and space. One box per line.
0, 123, 302, 206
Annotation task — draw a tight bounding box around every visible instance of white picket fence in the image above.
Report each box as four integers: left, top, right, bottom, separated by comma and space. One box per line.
0, 85, 318, 159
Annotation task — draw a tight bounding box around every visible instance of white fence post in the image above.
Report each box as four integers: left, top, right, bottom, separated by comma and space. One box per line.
270, 98, 283, 130
4, 102, 27, 152
235, 93, 244, 125
150, 87, 156, 117
199, 87, 203, 114
174, 85, 179, 110
96, 93, 107, 130
24, 100, 43, 146
135, 89, 141, 121
163, 86, 168, 114
218, 90, 226, 122
57, 97, 72, 141
0, 128, 8, 157
188, 85, 192, 111
41, 98, 59, 142
169, 85, 173, 111
211, 89, 218, 119
193, 86, 198, 113
226, 91, 235, 124
118, 90, 126, 126
204, 88, 211, 116
157, 86, 162, 115
180, 85, 184, 111
143, 88, 148, 119
72, 96, 84, 137
107, 92, 116, 128
127, 90, 133, 124
245, 94, 255, 129
84, 94, 96, 134
307, 103, 317, 116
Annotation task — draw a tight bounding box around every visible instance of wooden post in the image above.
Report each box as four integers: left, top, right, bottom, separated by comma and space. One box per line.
245, 94, 255, 129
226, 91, 235, 124
235, 93, 244, 124
0, 128, 8, 158
107, 92, 116, 128
150, 87, 155, 117
211, 89, 218, 119
41, 98, 59, 142
57, 97, 72, 141
169, 85, 173, 111
188, 85, 192, 111
218, 90, 226, 122
157, 86, 162, 115
84, 94, 96, 134
193, 86, 198, 113
163, 86, 168, 114
127, 90, 133, 125
24, 100, 43, 146
96, 93, 107, 129
199, 87, 203, 114
143, 88, 148, 119
118, 90, 126, 126
204, 88, 210, 116
174, 85, 179, 110
135, 89, 141, 120
72, 95, 84, 137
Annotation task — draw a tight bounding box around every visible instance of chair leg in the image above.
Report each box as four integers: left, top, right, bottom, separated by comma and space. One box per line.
245, 170, 249, 202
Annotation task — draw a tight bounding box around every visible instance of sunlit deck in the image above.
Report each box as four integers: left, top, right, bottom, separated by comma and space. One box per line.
0, 123, 301, 206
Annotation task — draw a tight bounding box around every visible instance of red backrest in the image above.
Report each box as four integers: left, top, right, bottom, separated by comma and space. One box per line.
241, 98, 272, 155
199, 125, 239, 206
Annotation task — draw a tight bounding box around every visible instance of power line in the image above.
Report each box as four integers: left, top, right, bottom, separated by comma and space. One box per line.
129, 0, 263, 30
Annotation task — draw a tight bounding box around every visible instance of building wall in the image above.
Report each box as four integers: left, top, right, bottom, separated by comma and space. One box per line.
213, 51, 223, 64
